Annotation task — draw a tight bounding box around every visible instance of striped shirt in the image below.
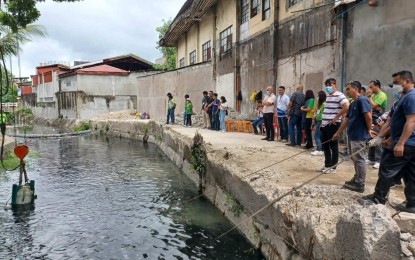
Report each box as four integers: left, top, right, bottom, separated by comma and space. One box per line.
322, 91, 349, 126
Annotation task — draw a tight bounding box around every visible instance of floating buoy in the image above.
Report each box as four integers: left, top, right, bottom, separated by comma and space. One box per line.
3, 204, 11, 210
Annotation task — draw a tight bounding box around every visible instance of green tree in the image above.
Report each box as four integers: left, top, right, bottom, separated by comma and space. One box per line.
0, 24, 45, 104
0, 24, 46, 56
0, 0, 81, 32
155, 18, 176, 71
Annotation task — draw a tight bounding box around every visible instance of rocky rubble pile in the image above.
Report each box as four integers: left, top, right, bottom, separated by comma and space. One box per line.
92, 110, 138, 121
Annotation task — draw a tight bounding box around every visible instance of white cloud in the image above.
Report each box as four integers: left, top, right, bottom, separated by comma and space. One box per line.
10, 0, 186, 78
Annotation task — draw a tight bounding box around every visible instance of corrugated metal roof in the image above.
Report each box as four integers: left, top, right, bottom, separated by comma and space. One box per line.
160, 0, 217, 47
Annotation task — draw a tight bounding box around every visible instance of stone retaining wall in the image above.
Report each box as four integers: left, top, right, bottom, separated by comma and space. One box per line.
89, 119, 404, 260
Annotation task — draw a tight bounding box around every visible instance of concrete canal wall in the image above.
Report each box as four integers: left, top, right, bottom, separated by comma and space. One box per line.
89, 119, 405, 259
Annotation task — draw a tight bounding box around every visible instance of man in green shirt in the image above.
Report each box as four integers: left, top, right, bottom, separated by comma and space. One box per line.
368, 79, 388, 118
166, 92, 176, 124
367, 79, 388, 169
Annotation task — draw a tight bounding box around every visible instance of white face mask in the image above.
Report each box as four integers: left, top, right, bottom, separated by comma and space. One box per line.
392, 84, 403, 101
266, 90, 270, 96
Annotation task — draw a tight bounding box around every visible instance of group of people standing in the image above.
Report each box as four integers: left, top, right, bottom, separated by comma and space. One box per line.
257, 71, 415, 213
166, 91, 228, 132
166, 70, 414, 213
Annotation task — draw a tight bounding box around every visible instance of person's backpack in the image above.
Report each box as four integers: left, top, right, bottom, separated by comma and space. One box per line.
255, 90, 262, 101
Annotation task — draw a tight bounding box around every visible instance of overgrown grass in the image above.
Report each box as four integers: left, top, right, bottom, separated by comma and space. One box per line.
225, 192, 244, 217
74, 122, 90, 132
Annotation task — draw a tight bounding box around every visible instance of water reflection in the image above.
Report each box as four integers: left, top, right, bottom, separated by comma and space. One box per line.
0, 135, 264, 259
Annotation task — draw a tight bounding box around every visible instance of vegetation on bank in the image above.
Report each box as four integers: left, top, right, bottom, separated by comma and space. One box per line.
73, 122, 90, 132
154, 18, 176, 71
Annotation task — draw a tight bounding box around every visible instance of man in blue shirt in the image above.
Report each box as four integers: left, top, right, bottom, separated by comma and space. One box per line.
332, 81, 372, 192
361, 71, 415, 213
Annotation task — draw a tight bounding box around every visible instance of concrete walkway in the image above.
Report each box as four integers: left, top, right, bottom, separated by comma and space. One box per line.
165, 124, 405, 202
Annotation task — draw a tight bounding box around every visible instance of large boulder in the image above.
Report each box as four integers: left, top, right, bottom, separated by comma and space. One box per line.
335, 204, 401, 259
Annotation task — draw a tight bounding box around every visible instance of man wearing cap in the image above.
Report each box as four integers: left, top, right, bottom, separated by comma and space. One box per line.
166, 93, 176, 124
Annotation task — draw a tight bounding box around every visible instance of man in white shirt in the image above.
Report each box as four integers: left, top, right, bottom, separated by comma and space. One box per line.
276, 86, 290, 142
262, 86, 277, 141
320, 78, 349, 174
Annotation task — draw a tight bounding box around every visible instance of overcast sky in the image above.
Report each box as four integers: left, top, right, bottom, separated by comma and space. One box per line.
10, 0, 186, 78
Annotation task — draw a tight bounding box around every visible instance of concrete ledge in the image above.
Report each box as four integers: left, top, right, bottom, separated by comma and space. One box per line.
7, 130, 91, 138
89, 119, 402, 259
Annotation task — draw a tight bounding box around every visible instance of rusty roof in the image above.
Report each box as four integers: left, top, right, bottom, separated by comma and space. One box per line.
70, 53, 153, 72
160, 0, 217, 47
59, 65, 129, 78
36, 63, 70, 70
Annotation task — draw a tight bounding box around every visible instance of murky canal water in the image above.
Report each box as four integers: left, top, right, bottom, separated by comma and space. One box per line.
0, 135, 264, 259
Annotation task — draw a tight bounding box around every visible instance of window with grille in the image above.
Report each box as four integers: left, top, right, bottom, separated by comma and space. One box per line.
288, 0, 303, 8
202, 41, 211, 61
241, 0, 249, 24
220, 26, 232, 59
251, 0, 260, 17
262, 0, 270, 20
179, 58, 185, 68
189, 50, 196, 65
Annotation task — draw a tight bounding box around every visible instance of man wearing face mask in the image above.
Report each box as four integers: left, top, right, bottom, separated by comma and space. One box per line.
262, 86, 277, 141
320, 78, 350, 174
368, 72, 405, 188
361, 71, 415, 213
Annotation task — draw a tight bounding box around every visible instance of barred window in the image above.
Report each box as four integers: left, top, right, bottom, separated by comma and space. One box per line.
251, 0, 260, 17
262, 0, 270, 20
179, 58, 185, 68
189, 50, 196, 65
241, 0, 249, 24
202, 41, 211, 61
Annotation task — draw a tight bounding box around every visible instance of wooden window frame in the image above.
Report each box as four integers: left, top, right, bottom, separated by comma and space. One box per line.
251, 0, 260, 18
262, 0, 270, 20
241, 0, 249, 24
179, 58, 185, 68
202, 41, 211, 61
189, 50, 196, 65
220, 26, 232, 60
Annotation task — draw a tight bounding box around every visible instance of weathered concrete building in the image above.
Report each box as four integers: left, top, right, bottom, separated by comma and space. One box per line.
23, 54, 154, 120
26, 64, 71, 118
58, 65, 137, 119
160, 0, 415, 118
